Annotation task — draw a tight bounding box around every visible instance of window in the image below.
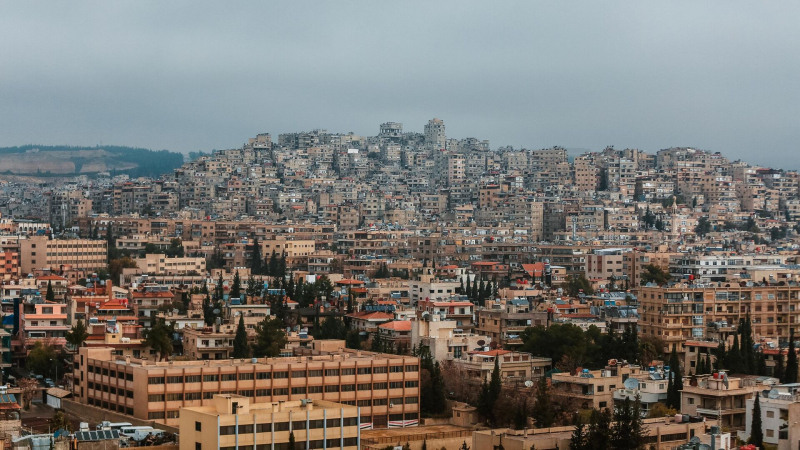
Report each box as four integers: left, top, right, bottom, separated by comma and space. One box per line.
390, 365, 403, 373
273, 371, 288, 379
257, 372, 271, 380
358, 383, 371, 391
373, 382, 387, 390
325, 369, 340, 376
166, 393, 183, 401
256, 389, 271, 397
767, 411, 775, 418
405, 381, 418, 388
341, 368, 355, 376
291, 387, 307, 395
203, 375, 219, 382
373, 398, 388, 406
148, 377, 165, 385
148, 412, 165, 420
186, 392, 201, 401
599, 401, 607, 408
357, 400, 371, 407
341, 384, 355, 392
273, 388, 289, 396
221, 373, 237, 381
357, 367, 372, 375
373, 366, 388, 374
324, 385, 340, 393
186, 375, 201, 383
196, 443, 202, 450
405, 397, 418, 404
405, 365, 418, 372
167, 376, 183, 384
766, 429, 774, 438
390, 382, 403, 389
148, 394, 165, 402
291, 370, 306, 378
308, 370, 322, 377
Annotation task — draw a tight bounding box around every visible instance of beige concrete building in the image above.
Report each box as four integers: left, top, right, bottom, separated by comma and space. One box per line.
74, 342, 420, 428
637, 283, 800, 351
179, 395, 360, 450
681, 372, 776, 432
19, 236, 107, 274
137, 253, 206, 275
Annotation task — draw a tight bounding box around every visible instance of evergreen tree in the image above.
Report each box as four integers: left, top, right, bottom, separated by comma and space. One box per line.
250, 238, 262, 275
230, 271, 241, 300
286, 274, 296, 300
785, 333, 798, 383
288, 431, 296, 450
774, 350, 786, 381
268, 250, 279, 276
757, 352, 767, 376
252, 316, 287, 358
514, 398, 528, 430
246, 275, 262, 302
749, 392, 763, 447
45, 281, 54, 301
531, 375, 555, 428
215, 273, 224, 301
729, 333, 742, 374
585, 409, 611, 450
105, 224, 114, 263
232, 315, 251, 358
203, 293, 214, 326
66, 319, 89, 349
666, 347, 683, 409
611, 395, 646, 450
569, 414, 588, 450
459, 278, 465, 295
345, 329, 361, 350
278, 253, 287, 280
471, 277, 479, 303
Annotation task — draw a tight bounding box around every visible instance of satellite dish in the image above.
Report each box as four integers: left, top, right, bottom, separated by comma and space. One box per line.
768, 389, 780, 399
524, 380, 534, 388
477, 340, 486, 346
623, 378, 639, 390
213, 308, 221, 314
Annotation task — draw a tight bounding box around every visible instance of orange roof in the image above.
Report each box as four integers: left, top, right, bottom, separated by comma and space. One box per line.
521, 263, 545, 277
346, 311, 393, 321
471, 261, 500, 266
38, 275, 68, 281
472, 349, 510, 356
337, 279, 364, 285
439, 265, 458, 270
379, 321, 411, 331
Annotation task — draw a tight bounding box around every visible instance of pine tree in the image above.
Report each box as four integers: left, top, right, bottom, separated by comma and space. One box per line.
749, 392, 763, 447
729, 333, 742, 374
785, 332, 798, 383
268, 250, 278, 277
757, 352, 767, 376
232, 315, 250, 358
569, 414, 588, 450
586, 409, 611, 450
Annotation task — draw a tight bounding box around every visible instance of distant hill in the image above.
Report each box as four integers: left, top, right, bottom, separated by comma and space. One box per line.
0, 145, 184, 178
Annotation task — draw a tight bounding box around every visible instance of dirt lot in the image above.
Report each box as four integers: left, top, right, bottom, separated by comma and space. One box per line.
20, 403, 84, 434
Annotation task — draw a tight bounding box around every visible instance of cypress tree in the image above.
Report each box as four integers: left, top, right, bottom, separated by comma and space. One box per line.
729, 334, 742, 373
232, 315, 250, 358
749, 392, 763, 448
45, 281, 54, 301
251, 237, 262, 275
785, 333, 798, 383
288, 431, 296, 450
774, 350, 786, 381
230, 270, 241, 300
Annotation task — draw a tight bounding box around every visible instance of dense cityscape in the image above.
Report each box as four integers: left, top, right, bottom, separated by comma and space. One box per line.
0, 118, 798, 449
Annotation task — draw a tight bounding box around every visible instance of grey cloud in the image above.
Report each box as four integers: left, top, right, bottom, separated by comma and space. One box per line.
1, 1, 798, 168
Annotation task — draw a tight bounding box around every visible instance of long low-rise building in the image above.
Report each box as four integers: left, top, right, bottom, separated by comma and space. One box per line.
74, 341, 420, 428
180, 395, 361, 450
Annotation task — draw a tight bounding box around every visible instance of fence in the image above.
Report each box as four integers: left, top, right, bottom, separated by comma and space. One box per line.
362, 430, 474, 446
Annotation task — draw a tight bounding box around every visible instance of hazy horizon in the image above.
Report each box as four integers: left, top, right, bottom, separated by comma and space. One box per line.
1, 1, 798, 169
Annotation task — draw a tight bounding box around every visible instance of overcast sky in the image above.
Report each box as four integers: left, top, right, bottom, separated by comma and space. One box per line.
1, 1, 798, 168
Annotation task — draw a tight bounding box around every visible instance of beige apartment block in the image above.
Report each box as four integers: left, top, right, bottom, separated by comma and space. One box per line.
19, 236, 107, 274
637, 284, 800, 351
74, 343, 420, 428
180, 395, 360, 450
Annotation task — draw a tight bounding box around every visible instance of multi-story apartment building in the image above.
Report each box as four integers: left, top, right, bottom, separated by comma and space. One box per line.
0, 250, 20, 281
681, 372, 774, 432
19, 236, 108, 274
411, 316, 489, 362
454, 349, 551, 387
415, 297, 474, 332
74, 342, 421, 428
179, 396, 361, 450
551, 363, 643, 410
638, 283, 800, 350
476, 299, 548, 348
136, 253, 206, 275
